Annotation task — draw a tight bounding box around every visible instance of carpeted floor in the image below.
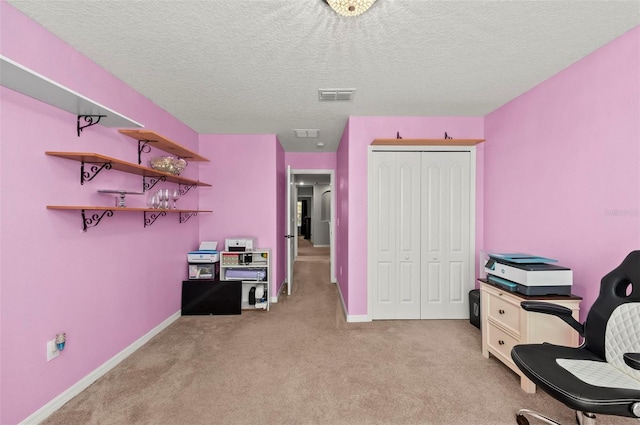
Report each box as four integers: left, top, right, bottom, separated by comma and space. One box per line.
41, 240, 636, 425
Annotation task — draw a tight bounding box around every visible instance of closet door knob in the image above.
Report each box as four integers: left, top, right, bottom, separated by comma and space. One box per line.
498, 340, 505, 345
499, 309, 505, 315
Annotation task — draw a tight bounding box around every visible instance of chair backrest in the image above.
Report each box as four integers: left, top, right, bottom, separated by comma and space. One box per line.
584, 251, 640, 373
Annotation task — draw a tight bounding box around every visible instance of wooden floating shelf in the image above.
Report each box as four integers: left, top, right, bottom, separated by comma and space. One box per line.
45, 151, 211, 187
47, 206, 212, 213
0, 55, 143, 129
372, 138, 485, 146
118, 129, 209, 162
47, 205, 212, 231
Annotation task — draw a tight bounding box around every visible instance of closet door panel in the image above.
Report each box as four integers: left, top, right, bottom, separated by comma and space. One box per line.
370, 152, 420, 319
421, 152, 471, 319
377, 163, 394, 254
370, 154, 396, 319
395, 154, 421, 319
426, 262, 442, 302
449, 163, 465, 253
449, 261, 464, 303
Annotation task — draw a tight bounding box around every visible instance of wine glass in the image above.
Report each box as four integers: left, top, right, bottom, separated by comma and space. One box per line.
171, 189, 180, 209
149, 194, 159, 209
157, 189, 169, 209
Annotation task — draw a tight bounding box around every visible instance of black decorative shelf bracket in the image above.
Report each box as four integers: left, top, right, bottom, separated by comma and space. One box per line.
77, 115, 106, 137
81, 209, 114, 232
81, 161, 112, 185
137, 140, 152, 165
179, 212, 197, 224
144, 211, 166, 227
143, 175, 166, 192
179, 183, 197, 196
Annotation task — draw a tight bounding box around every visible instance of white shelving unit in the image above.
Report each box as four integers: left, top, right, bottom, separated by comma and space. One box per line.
0, 55, 143, 134
220, 250, 270, 311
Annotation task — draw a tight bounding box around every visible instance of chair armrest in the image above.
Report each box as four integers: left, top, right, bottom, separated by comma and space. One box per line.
521, 301, 585, 337
624, 353, 640, 370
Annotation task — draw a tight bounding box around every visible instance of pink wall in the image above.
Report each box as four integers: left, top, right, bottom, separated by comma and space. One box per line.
342, 117, 485, 316
198, 134, 284, 297
284, 152, 337, 170
336, 125, 350, 309
484, 26, 640, 319
1, 3, 203, 424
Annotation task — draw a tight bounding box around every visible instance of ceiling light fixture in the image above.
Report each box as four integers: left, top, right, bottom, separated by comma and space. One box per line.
324, 0, 376, 17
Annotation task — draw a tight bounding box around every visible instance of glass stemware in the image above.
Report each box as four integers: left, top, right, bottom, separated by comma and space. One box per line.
171, 189, 180, 209
157, 189, 170, 209
149, 194, 159, 209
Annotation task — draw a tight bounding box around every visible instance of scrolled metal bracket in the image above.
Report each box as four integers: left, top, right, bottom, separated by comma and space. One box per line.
81, 209, 114, 232
77, 115, 106, 137
144, 211, 166, 227
143, 175, 166, 192
179, 183, 196, 196
81, 161, 112, 185
137, 140, 152, 165
179, 212, 198, 224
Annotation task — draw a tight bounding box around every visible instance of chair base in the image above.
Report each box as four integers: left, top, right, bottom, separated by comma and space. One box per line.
516, 409, 597, 425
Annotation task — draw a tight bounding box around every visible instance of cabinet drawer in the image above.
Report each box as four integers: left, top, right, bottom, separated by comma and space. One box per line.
487, 292, 520, 336
487, 323, 519, 366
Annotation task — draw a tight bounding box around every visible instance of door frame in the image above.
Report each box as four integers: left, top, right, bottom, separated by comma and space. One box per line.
367, 145, 477, 321
290, 168, 336, 283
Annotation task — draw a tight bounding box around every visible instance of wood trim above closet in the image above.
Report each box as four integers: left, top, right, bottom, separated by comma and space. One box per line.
372, 138, 485, 146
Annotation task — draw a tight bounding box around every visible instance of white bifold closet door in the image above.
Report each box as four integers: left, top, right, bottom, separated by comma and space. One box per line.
370, 150, 471, 320
420, 152, 470, 319
369, 152, 422, 319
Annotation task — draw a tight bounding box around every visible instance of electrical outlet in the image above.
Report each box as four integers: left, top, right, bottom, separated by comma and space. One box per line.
47, 339, 60, 361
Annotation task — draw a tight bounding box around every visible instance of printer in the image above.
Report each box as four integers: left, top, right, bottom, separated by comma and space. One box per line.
484, 253, 573, 296
187, 241, 220, 280
187, 241, 220, 263
225, 238, 255, 252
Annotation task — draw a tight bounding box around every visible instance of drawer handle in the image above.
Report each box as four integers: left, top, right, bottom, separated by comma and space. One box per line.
499, 309, 505, 315
498, 340, 505, 345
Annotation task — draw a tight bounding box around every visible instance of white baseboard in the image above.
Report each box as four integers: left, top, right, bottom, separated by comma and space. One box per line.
335, 280, 371, 323
346, 314, 370, 323
20, 311, 181, 425
271, 279, 286, 303
312, 244, 329, 248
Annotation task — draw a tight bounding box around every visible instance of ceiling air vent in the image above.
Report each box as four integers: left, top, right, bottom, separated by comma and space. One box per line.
294, 129, 320, 138
318, 88, 356, 101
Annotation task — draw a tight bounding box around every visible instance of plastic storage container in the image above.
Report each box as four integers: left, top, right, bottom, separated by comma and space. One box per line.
469, 289, 481, 329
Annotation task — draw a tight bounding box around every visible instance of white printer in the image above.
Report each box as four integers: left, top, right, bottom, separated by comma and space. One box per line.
187, 241, 220, 280
484, 253, 573, 296
187, 241, 220, 263
225, 238, 254, 252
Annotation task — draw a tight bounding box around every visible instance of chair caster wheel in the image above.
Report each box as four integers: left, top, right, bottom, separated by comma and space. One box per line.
516, 414, 530, 425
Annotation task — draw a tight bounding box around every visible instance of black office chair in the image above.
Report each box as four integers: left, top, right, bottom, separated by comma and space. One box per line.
511, 250, 640, 425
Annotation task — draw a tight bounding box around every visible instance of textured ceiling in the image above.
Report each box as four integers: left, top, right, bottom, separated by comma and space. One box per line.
7, 0, 640, 152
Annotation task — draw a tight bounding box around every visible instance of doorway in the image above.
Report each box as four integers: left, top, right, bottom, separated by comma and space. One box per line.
288, 169, 336, 284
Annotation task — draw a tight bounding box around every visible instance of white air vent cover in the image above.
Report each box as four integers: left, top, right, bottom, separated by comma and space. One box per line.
294, 129, 320, 138
318, 88, 356, 101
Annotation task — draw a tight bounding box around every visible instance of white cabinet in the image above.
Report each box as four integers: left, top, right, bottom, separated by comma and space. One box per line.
220, 250, 270, 311
368, 147, 475, 320
480, 280, 581, 393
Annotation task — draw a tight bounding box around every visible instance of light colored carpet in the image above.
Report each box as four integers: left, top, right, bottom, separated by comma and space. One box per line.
41, 241, 636, 424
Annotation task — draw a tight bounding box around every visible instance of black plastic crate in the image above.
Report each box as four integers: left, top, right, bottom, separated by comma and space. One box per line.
469, 289, 481, 329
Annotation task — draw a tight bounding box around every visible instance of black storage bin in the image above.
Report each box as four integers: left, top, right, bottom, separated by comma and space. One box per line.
469, 289, 481, 329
